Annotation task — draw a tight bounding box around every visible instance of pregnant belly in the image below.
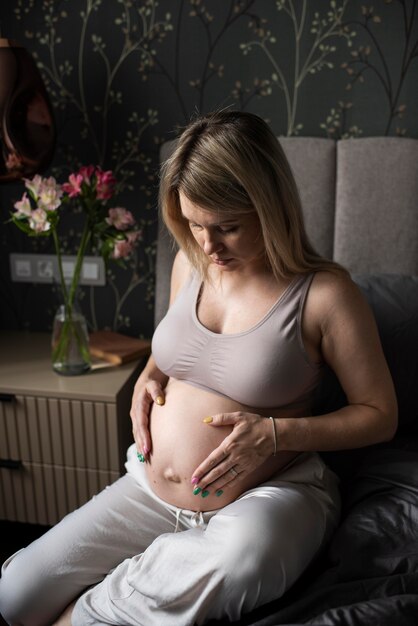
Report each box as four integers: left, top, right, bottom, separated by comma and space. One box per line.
144, 379, 300, 511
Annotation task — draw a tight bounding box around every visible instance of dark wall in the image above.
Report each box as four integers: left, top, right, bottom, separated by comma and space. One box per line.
1, 0, 417, 337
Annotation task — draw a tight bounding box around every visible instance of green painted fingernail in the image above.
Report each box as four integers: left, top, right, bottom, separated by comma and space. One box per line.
201, 490, 210, 498
215, 490, 224, 497
193, 487, 202, 495
137, 453, 145, 463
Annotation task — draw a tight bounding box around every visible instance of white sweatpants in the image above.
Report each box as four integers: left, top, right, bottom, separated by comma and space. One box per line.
0, 451, 340, 626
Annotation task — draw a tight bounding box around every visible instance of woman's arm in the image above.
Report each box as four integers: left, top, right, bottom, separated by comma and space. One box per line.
130, 250, 191, 457
276, 271, 398, 451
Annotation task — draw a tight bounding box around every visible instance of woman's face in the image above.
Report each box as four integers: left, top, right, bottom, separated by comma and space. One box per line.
179, 191, 266, 273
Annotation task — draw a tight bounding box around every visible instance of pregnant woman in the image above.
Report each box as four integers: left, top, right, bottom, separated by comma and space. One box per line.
0, 111, 397, 626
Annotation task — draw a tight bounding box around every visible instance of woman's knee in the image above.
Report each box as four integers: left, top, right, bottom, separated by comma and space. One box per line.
0, 546, 65, 626
209, 492, 328, 602
0, 549, 39, 624
214, 514, 276, 584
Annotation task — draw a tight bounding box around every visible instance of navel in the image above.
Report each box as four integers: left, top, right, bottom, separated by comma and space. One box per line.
163, 467, 182, 483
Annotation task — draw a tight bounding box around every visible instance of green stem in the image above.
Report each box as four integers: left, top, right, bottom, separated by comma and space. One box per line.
67, 219, 92, 312
52, 229, 68, 304
51, 311, 90, 371
51, 215, 92, 373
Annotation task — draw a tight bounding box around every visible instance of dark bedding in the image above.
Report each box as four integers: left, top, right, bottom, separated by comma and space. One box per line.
209, 446, 418, 626
253, 448, 418, 625
209, 275, 418, 626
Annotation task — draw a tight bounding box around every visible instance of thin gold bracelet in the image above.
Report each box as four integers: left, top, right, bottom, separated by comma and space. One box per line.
269, 416, 277, 456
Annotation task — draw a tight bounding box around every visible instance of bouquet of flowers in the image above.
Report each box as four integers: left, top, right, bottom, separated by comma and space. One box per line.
10, 165, 141, 374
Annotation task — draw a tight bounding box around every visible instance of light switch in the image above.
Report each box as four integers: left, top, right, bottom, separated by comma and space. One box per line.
83, 261, 99, 280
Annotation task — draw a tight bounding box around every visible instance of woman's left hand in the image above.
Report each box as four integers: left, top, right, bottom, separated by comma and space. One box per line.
191, 412, 275, 492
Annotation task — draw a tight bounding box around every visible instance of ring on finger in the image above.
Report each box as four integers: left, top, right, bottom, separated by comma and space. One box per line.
229, 467, 238, 477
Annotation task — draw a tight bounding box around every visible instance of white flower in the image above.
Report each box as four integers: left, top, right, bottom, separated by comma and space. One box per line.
14, 192, 32, 217
29, 208, 51, 233
24, 174, 44, 198
37, 177, 63, 211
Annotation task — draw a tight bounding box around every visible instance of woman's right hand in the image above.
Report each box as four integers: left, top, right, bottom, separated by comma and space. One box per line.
130, 376, 165, 459
129, 250, 187, 459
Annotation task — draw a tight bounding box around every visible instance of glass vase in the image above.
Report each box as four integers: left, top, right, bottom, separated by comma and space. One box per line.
51, 304, 91, 375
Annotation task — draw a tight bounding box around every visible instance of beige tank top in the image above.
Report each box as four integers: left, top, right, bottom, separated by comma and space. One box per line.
152, 272, 322, 410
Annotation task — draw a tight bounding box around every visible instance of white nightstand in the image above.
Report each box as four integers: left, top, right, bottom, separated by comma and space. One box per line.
0, 331, 145, 525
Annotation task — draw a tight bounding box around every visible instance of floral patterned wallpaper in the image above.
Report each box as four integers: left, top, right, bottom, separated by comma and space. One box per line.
0, 0, 417, 337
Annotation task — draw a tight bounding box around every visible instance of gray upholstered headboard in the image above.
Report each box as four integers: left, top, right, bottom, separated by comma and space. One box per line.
155, 137, 418, 326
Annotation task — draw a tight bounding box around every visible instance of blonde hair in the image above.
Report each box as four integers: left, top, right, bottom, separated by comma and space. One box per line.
160, 110, 345, 280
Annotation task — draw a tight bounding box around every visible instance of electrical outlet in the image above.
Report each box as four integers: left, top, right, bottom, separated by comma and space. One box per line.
36, 259, 54, 279
10, 253, 106, 286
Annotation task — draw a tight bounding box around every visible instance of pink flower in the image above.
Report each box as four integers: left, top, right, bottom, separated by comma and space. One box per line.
111, 231, 141, 259
14, 192, 32, 216
6, 152, 23, 171
29, 208, 51, 233
62, 173, 84, 197
96, 169, 116, 200
78, 165, 95, 183
106, 207, 136, 231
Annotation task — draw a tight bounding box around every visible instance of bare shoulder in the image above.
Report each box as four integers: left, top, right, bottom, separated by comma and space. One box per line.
172, 249, 191, 276
310, 269, 360, 300
169, 250, 192, 304
307, 270, 371, 328
303, 270, 385, 376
